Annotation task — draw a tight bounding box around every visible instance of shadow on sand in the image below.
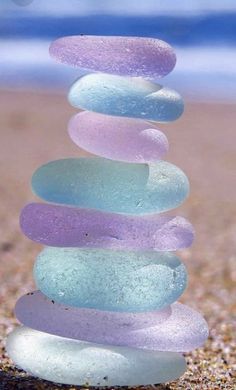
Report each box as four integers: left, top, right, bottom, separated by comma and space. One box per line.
0, 370, 172, 390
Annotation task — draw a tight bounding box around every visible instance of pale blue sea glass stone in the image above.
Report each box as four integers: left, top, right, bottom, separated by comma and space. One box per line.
68, 73, 184, 122
31, 158, 189, 214
7, 327, 186, 386
34, 248, 187, 312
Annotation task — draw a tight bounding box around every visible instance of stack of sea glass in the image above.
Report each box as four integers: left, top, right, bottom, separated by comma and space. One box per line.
7, 36, 208, 387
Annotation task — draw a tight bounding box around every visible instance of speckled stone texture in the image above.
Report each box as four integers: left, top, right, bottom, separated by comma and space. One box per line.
49, 35, 176, 79
15, 291, 208, 353
32, 158, 189, 214
68, 74, 184, 122
34, 248, 187, 312
20, 203, 194, 250
68, 111, 169, 163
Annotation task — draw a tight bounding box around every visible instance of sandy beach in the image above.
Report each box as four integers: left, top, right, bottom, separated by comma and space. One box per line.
0, 90, 235, 389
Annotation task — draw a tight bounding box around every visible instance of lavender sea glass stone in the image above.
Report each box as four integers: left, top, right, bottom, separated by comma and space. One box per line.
15, 290, 170, 332
15, 291, 209, 352
34, 248, 187, 312
20, 203, 194, 251
68, 73, 184, 122
31, 158, 189, 215
7, 327, 186, 386
68, 112, 169, 163
49, 35, 176, 79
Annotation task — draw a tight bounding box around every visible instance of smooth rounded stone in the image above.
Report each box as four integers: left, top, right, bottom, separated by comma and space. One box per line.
16, 291, 209, 352
7, 327, 186, 386
15, 290, 171, 336
68, 112, 169, 163
68, 73, 184, 122
32, 158, 189, 215
20, 203, 194, 251
49, 35, 176, 79
34, 248, 187, 312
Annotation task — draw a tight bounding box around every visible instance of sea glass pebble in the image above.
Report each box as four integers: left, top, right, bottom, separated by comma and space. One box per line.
7, 327, 186, 386
34, 248, 187, 312
32, 158, 189, 214
15, 290, 171, 332
68, 112, 169, 163
68, 73, 184, 122
20, 203, 194, 251
49, 35, 176, 79
16, 291, 209, 352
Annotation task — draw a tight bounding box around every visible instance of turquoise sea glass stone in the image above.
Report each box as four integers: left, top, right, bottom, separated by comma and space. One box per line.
68, 73, 184, 122
7, 327, 186, 386
31, 158, 189, 214
34, 248, 187, 312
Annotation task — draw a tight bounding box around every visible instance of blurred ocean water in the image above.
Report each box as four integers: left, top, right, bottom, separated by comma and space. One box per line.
0, 0, 236, 102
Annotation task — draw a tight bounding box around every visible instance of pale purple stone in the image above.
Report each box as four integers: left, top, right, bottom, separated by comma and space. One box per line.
20, 203, 194, 251
15, 291, 209, 352
68, 112, 169, 163
49, 35, 176, 79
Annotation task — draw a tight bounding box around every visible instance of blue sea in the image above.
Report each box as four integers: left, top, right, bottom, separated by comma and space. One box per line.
1, 0, 236, 102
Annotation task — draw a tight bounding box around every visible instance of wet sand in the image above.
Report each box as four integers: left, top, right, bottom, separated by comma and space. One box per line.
0, 90, 235, 389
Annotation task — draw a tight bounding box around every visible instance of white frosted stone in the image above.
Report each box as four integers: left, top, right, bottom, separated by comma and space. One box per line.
7, 327, 186, 386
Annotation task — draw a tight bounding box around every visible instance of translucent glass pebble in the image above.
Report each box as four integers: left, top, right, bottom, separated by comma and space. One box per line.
68, 112, 169, 163
49, 35, 176, 79
34, 248, 187, 312
16, 291, 209, 352
68, 74, 184, 122
31, 158, 189, 214
15, 290, 171, 337
20, 203, 194, 251
7, 327, 186, 386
